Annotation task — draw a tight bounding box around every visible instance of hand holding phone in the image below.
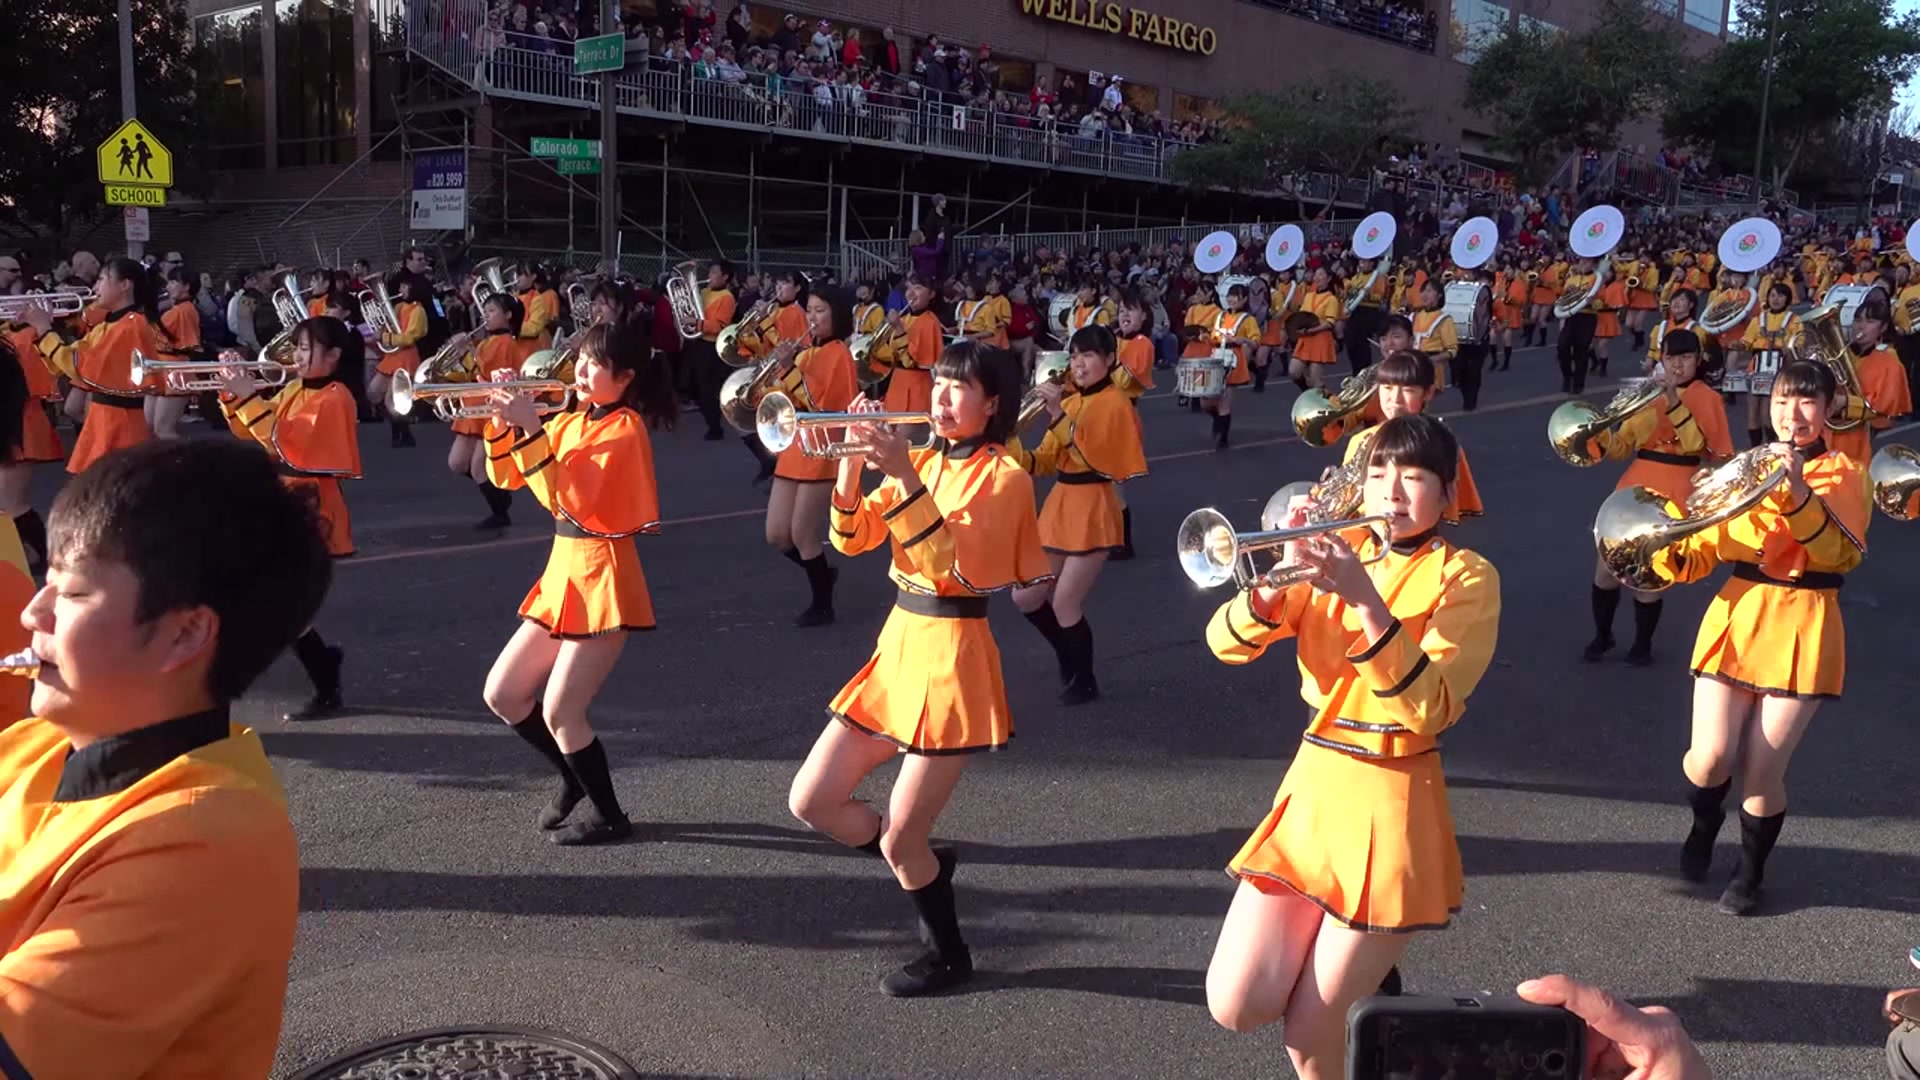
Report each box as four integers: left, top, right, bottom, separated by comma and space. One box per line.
1347, 993, 1585, 1079
1517, 974, 1709, 1080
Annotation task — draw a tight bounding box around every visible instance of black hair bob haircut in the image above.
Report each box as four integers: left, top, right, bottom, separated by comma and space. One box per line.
933, 338, 1022, 446
1366, 412, 1458, 487
1375, 349, 1435, 389
1067, 324, 1117, 357
1771, 358, 1836, 403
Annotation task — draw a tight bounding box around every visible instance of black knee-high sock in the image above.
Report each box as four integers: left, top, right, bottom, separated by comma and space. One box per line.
800, 553, 835, 611
1252, 361, 1269, 390
1119, 507, 1134, 553
510, 704, 582, 797
476, 480, 511, 517
563, 738, 626, 823
1732, 808, 1786, 890
1024, 604, 1071, 680
1215, 414, 1232, 442
1682, 777, 1733, 879
905, 855, 968, 963
781, 546, 805, 567
1630, 598, 1663, 652
290, 628, 339, 692
12, 510, 45, 564
1059, 616, 1095, 681
1591, 585, 1621, 640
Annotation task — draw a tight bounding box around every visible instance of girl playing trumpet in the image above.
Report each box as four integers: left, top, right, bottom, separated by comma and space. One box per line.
1010, 325, 1148, 705
19, 257, 169, 473
765, 288, 858, 627
1637, 361, 1867, 915
788, 342, 1049, 997
480, 322, 677, 845
1203, 413, 1501, 1080
454, 293, 526, 530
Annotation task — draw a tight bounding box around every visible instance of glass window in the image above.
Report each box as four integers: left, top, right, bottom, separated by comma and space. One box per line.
276, 0, 357, 166
1683, 0, 1722, 33
1449, 0, 1509, 62
194, 4, 268, 170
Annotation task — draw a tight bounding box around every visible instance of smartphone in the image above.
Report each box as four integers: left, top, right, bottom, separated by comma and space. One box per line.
1347, 994, 1586, 1080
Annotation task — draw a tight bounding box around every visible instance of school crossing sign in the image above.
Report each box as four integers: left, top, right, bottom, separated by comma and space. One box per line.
97, 119, 175, 207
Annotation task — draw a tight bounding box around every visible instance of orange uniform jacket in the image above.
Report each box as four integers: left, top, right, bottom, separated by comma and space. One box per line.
1828, 346, 1911, 465
1114, 332, 1155, 397
773, 340, 857, 482
225, 378, 363, 556
883, 310, 942, 414
377, 301, 427, 377
37, 308, 158, 473
1597, 380, 1733, 507
450, 330, 525, 438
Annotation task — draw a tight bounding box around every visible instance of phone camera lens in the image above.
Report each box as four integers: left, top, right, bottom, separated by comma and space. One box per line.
1542, 1049, 1569, 1075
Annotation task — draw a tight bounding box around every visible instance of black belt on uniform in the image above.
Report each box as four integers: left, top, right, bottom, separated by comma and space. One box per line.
88, 391, 143, 410
895, 590, 989, 619
555, 518, 592, 539
1731, 562, 1844, 590
1054, 470, 1108, 486
1635, 449, 1701, 467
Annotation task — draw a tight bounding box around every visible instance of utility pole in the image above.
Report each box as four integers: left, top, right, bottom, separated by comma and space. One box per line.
1750, 0, 1780, 211
118, 0, 143, 260
597, 0, 619, 273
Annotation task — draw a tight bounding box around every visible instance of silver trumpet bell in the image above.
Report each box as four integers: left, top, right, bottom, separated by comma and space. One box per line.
387, 367, 569, 422
131, 349, 293, 394
1176, 503, 1393, 590
753, 391, 932, 459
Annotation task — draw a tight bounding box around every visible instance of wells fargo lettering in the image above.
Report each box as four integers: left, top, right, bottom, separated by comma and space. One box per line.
1020, 0, 1219, 55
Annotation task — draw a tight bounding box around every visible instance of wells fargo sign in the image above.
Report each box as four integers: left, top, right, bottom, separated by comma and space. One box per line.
1018, 0, 1219, 55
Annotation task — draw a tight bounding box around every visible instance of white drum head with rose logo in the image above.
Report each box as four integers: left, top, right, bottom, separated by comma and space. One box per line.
1450, 216, 1498, 270
1266, 225, 1305, 272
1194, 231, 1237, 275
1569, 205, 1625, 260
1717, 217, 1781, 274
1352, 213, 1396, 260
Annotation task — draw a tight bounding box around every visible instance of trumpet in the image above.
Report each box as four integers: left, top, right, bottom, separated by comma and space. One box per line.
357, 279, 404, 355
388, 367, 570, 422
665, 260, 705, 340
1175, 502, 1392, 591
1595, 444, 1790, 592
0, 647, 41, 679
0, 289, 96, 320
1870, 443, 1920, 521
131, 348, 293, 394
754, 391, 931, 459
1016, 351, 1072, 431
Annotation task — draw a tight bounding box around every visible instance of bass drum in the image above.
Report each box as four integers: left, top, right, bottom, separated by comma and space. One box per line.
1821, 284, 1879, 335
1047, 294, 1076, 343
1442, 281, 1492, 344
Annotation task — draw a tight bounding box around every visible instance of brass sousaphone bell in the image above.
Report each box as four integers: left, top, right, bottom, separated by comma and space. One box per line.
1870, 443, 1920, 522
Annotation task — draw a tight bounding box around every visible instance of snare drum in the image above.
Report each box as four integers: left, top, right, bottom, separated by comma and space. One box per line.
1176, 351, 1233, 398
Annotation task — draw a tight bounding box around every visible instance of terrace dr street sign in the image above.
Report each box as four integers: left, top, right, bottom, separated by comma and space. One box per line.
573, 33, 626, 75
557, 158, 602, 175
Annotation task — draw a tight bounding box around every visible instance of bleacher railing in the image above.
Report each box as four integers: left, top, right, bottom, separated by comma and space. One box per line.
841, 219, 1362, 277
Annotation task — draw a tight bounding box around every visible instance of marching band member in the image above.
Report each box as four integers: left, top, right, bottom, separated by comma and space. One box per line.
0, 341, 37, 663
220, 316, 365, 720
1010, 325, 1148, 704
738, 272, 810, 484
1528, 251, 1561, 347
1733, 284, 1799, 448
1495, 257, 1526, 371
1201, 284, 1260, 449
1288, 266, 1342, 391
1626, 247, 1662, 351
1344, 255, 1389, 375
1408, 279, 1458, 394
1109, 289, 1156, 559
1554, 257, 1599, 395
766, 289, 857, 627
1827, 296, 1911, 466
1341, 351, 1482, 524
1646, 360, 1867, 915
373, 271, 431, 448
1644, 288, 1699, 375
883, 274, 943, 413
1585, 329, 1731, 666
147, 268, 203, 440
956, 277, 1009, 350
788, 343, 1049, 997
481, 321, 677, 846
1205, 413, 1501, 1080
1069, 278, 1115, 332
455, 293, 527, 530
1588, 264, 1631, 380
20, 257, 165, 474
1179, 279, 1221, 408
693, 260, 738, 441
514, 264, 560, 360
1, 321, 58, 569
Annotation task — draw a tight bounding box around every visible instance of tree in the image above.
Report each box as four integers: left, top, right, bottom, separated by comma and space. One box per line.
0, 0, 201, 245
1168, 73, 1415, 213
1464, 0, 1688, 183
1663, 0, 1920, 198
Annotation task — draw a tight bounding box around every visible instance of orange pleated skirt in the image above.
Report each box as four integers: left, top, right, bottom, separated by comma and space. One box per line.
376, 345, 418, 378
883, 369, 932, 414
829, 598, 1011, 755
450, 417, 488, 438
520, 532, 655, 638
1690, 573, 1844, 698
1617, 457, 1698, 507
18, 402, 60, 463
1229, 740, 1462, 933
285, 477, 355, 557
66, 399, 149, 474
1039, 478, 1123, 556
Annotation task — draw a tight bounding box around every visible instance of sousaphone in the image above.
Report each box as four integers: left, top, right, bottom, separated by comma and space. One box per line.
1553, 205, 1624, 320
1345, 212, 1396, 316
1700, 217, 1775, 335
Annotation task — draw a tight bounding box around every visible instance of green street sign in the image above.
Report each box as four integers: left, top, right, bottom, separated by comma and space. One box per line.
557, 158, 602, 175
574, 33, 626, 75
529, 137, 601, 158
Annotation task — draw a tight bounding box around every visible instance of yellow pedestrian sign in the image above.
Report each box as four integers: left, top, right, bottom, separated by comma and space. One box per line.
96, 120, 173, 188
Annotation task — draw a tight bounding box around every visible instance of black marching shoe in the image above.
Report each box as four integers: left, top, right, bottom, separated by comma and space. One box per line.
539, 786, 586, 831
1717, 809, 1784, 916
881, 948, 974, 997
1680, 779, 1732, 883
1582, 634, 1615, 662
284, 644, 345, 722
1378, 966, 1404, 996
548, 812, 633, 846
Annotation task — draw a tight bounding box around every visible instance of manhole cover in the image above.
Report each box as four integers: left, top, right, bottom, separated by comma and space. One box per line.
287, 1026, 640, 1079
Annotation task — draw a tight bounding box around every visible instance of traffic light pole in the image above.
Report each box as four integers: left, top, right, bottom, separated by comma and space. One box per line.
597, 0, 619, 273
118, 0, 143, 260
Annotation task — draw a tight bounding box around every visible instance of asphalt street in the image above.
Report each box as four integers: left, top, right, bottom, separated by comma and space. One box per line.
132, 343, 1919, 1078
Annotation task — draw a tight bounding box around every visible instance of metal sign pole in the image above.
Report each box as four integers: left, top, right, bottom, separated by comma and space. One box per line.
597, 0, 619, 273
118, 0, 143, 260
